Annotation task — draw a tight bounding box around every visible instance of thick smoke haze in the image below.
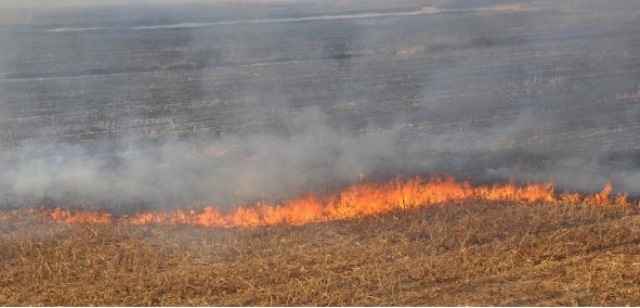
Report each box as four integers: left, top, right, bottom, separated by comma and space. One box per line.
1, 0, 640, 210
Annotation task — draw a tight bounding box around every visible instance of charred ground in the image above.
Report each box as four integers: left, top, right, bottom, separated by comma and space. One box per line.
2, 0, 640, 208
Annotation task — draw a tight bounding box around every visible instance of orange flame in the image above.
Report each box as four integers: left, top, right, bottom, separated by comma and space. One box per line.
48, 208, 113, 224
1, 177, 631, 228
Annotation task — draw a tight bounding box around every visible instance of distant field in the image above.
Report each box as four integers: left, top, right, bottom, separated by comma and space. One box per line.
2, 0, 640, 165
2, 201, 640, 306
2, 0, 640, 209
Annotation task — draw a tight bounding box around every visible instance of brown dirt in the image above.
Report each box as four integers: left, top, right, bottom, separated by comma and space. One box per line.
2, 201, 640, 306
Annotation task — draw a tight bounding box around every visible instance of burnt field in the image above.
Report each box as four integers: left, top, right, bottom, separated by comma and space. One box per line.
1, 0, 640, 209
3, 1, 639, 154
2, 0, 640, 305
0, 0, 640, 305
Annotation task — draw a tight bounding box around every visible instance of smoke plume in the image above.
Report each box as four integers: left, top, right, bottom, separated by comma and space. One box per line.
1, 0, 640, 211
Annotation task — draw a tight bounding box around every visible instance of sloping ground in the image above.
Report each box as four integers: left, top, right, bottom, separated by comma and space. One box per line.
1, 201, 640, 306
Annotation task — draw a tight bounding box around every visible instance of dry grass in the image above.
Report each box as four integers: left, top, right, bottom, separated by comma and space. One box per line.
2, 201, 640, 306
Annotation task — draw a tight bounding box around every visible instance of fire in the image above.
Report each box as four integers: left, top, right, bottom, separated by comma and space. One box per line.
47, 208, 113, 224
1, 177, 632, 228
0, 212, 11, 221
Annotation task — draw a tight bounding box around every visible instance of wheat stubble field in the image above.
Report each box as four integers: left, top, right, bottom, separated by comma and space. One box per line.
3, 0, 640, 305
2, 201, 640, 306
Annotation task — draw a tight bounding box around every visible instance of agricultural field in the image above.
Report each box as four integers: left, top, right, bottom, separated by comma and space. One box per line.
2, 0, 640, 305
2, 200, 640, 306
1, 0, 640, 191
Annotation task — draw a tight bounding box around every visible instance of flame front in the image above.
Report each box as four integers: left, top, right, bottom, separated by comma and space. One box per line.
2, 177, 630, 228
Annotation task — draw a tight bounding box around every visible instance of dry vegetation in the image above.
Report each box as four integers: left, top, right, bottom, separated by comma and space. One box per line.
2, 201, 640, 306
